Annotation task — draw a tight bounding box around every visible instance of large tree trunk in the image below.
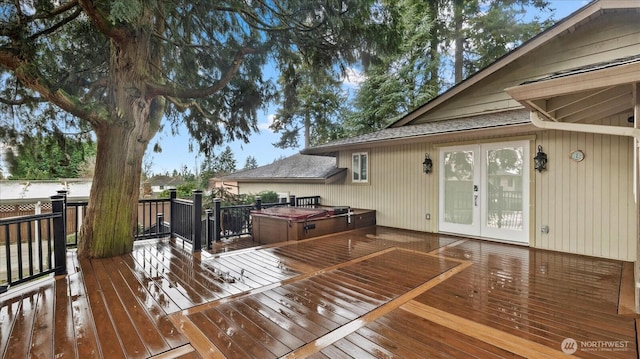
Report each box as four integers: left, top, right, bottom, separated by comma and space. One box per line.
78, 122, 148, 258
78, 32, 161, 258
453, 0, 464, 84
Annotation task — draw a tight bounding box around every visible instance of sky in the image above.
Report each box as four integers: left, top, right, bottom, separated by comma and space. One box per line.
146, 0, 590, 176
0, 1, 590, 177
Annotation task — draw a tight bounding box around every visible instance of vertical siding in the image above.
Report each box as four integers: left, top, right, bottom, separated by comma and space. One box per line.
239, 120, 636, 261
239, 142, 437, 233
534, 115, 637, 261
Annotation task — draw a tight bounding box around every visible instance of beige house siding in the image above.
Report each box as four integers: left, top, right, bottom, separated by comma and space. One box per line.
535, 115, 637, 261
239, 118, 636, 262
411, 12, 640, 124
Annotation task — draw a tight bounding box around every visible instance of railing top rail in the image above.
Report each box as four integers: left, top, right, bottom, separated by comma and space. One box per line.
174, 198, 194, 205
0, 212, 60, 225
219, 203, 254, 210
138, 198, 171, 204
67, 201, 89, 206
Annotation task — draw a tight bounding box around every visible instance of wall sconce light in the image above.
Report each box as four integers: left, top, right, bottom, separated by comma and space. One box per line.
534, 145, 547, 173
423, 153, 433, 174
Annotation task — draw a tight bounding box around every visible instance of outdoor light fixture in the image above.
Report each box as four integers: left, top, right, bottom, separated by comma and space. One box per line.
423, 153, 433, 174
534, 145, 547, 173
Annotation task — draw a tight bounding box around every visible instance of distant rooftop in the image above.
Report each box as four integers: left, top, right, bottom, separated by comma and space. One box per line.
0, 179, 92, 202
223, 154, 346, 184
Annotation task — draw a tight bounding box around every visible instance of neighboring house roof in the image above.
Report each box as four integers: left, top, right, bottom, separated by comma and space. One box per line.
303, 110, 532, 155
223, 154, 346, 183
147, 175, 185, 187
0, 179, 92, 203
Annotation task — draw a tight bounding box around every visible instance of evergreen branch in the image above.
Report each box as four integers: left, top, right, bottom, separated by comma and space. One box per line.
28, 8, 83, 41
0, 49, 105, 127
26, 1, 80, 21
147, 47, 257, 98
166, 96, 217, 123
77, 0, 127, 41
0, 95, 46, 105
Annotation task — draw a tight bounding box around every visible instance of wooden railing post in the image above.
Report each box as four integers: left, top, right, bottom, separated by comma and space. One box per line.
192, 190, 202, 252
255, 196, 262, 211
51, 195, 67, 276
213, 198, 221, 243
169, 189, 177, 237
289, 195, 296, 207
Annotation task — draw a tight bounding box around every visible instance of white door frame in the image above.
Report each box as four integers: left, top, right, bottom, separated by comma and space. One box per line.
438, 140, 530, 244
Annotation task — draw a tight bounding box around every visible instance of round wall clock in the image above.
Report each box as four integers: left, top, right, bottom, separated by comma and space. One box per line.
570, 150, 585, 162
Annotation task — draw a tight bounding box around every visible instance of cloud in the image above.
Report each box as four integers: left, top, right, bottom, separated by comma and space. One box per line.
342, 67, 366, 87
259, 114, 276, 131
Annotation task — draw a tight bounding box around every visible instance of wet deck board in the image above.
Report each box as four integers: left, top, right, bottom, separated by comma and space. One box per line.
1, 227, 638, 358
415, 240, 637, 358
180, 249, 461, 358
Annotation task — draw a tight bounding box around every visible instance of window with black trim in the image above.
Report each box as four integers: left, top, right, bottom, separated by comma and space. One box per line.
352, 152, 368, 183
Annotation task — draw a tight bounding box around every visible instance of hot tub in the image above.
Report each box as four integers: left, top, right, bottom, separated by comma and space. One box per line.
251, 206, 375, 244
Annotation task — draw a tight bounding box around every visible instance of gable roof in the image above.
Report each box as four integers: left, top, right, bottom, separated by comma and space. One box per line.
506, 54, 640, 124
222, 154, 346, 183
302, 0, 638, 155
390, 0, 633, 128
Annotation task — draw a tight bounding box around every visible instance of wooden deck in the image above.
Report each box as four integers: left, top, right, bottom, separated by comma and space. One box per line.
1, 227, 637, 358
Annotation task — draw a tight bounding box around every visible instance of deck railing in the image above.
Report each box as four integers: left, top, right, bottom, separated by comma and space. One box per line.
0, 195, 66, 293
1, 190, 319, 291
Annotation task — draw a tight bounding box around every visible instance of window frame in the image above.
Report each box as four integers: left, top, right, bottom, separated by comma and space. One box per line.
352, 152, 369, 183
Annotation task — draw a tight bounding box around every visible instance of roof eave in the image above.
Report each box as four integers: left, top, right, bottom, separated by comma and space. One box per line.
228, 169, 347, 184
302, 122, 536, 154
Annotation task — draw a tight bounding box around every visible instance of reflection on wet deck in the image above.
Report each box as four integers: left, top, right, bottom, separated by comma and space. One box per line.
0, 227, 637, 358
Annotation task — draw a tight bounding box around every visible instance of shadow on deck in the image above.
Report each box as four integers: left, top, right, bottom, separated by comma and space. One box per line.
1, 227, 638, 358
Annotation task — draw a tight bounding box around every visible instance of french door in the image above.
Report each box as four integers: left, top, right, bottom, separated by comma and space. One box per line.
438, 140, 530, 244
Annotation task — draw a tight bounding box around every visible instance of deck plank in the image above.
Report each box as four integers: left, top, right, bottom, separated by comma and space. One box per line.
68, 269, 102, 358
53, 276, 77, 359
0, 290, 19, 356
1, 227, 639, 358
29, 282, 56, 358
188, 311, 254, 359
4, 287, 37, 358
215, 303, 292, 357
92, 259, 152, 358
201, 306, 278, 359
79, 258, 127, 358
109, 256, 189, 348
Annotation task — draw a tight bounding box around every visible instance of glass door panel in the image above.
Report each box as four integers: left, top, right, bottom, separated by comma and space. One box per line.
439, 141, 529, 244
439, 145, 480, 237
481, 141, 529, 243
